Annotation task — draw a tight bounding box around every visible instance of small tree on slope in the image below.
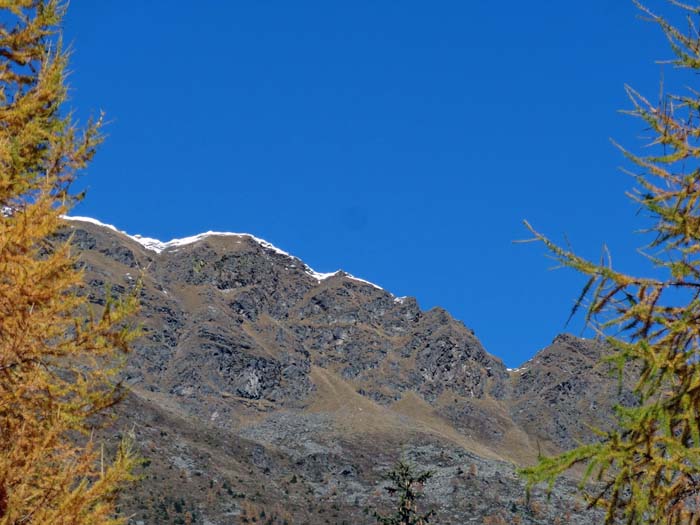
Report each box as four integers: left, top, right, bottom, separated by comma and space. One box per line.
520, 2, 700, 524
375, 461, 435, 525
0, 1, 138, 524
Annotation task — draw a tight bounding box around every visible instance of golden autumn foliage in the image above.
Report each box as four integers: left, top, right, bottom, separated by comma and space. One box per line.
520, 2, 700, 524
0, 1, 138, 523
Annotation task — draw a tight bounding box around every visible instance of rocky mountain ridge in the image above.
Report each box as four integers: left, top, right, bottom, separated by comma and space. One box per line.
60, 216, 633, 524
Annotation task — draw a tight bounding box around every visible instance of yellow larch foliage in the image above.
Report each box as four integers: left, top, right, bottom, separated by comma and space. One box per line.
0, 1, 139, 524
520, 2, 700, 524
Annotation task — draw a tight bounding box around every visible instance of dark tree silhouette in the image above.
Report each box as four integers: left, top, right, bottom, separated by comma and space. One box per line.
375, 461, 435, 525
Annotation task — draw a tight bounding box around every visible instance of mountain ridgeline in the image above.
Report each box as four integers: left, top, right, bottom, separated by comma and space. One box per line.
61, 217, 633, 524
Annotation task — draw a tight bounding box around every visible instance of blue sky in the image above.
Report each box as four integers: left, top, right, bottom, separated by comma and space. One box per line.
63, 2, 673, 367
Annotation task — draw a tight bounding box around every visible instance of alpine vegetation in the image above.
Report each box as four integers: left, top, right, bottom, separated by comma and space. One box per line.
521, 2, 700, 524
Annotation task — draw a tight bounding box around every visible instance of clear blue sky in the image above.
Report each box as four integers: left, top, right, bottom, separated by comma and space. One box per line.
63, 2, 673, 367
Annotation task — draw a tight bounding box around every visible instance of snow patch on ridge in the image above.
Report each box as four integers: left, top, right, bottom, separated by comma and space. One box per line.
345, 275, 383, 290
306, 269, 342, 281
302, 268, 382, 289
63, 215, 386, 291
64, 216, 293, 257
63, 215, 120, 233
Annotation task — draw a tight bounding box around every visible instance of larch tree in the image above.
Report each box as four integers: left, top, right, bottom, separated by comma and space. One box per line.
520, 2, 700, 524
0, 1, 139, 524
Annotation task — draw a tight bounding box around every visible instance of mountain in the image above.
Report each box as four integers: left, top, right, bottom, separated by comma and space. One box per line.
59, 217, 634, 524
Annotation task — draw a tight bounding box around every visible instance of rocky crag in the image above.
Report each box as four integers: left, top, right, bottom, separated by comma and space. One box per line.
61, 217, 634, 524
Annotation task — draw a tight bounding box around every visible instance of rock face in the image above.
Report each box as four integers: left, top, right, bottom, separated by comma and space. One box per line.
60, 218, 633, 524
510, 334, 638, 452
